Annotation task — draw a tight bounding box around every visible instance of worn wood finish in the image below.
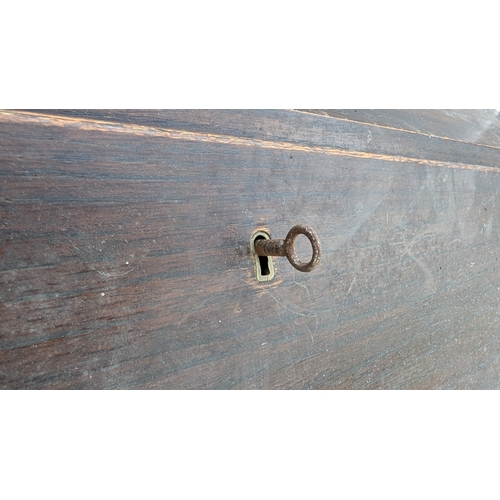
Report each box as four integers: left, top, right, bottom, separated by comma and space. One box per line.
32, 109, 500, 169
302, 109, 500, 147
2, 110, 500, 389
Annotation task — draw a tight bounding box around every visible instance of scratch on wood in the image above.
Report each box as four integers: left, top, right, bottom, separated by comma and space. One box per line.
292, 269, 312, 301
403, 232, 437, 295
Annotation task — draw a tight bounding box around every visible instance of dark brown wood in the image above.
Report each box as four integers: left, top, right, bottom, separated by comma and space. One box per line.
2, 110, 500, 389
301, 109, 500, 147
31, 109, 500, 169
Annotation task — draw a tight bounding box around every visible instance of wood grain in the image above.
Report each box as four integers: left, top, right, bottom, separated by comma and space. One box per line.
29, 109, 500, 168
2, 110, 500, 389
301, 109, 500, 148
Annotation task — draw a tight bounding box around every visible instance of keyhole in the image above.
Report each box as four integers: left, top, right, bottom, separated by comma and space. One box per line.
254, 236, 271, 275
250, 230, 276, 282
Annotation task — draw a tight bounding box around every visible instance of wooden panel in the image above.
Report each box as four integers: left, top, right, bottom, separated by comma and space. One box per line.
301, 109, 500, 147
1, 110, 500, 389
31, 109, 500, 168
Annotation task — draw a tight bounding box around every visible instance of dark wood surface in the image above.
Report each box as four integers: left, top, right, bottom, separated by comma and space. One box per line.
302, 109, 500, 147
2, 109, 500, 389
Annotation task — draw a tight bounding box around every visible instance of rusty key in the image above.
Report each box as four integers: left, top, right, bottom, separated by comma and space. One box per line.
254, 224, 321, 272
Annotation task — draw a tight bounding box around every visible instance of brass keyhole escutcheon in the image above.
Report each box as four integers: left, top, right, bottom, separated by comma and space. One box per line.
250, 230, 276, 282
250, 225, 321, 282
